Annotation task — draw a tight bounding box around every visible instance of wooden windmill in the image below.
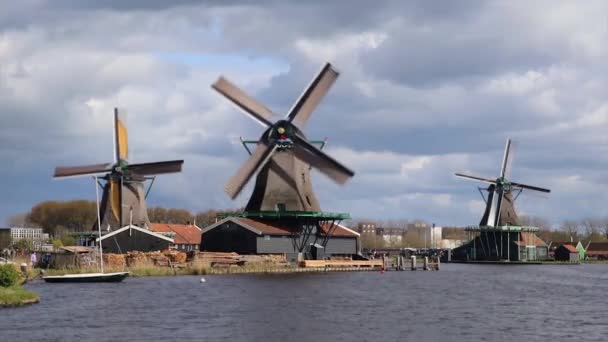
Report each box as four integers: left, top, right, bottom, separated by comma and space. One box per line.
54, 108, 184, 229
452, 138, 551, 262
212, 62, 354, 211
209, 63, 356, 259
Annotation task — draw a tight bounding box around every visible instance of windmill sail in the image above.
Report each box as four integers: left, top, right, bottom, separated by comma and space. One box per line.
212, 62, 354, 211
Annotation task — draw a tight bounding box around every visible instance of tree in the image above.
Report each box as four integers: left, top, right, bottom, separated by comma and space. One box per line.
12, 239, 34, 252
27, 200, 97, 235
60, 235, 75, 246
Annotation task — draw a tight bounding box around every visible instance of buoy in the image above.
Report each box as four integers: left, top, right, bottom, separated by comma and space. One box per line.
200, 278, 206, 283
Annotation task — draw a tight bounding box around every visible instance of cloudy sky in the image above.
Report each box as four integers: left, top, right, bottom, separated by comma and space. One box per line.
1, 0, 607, 227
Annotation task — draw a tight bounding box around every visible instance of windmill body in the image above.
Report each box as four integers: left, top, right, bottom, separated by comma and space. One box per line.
246, 146, 321, 212
452, 139, 551, 263
208, 63, 357, 260
54, 109, 183, 232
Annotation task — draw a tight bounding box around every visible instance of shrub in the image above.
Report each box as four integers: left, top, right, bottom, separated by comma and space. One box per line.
0, 264, 21, 287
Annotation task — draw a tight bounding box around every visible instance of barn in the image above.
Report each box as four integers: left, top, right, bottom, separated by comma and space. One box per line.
586, 242, 608, 260
554, 244, 579, 262
96, 225, 174, 254
200, 217, 360, 261
149, 223, 202, 252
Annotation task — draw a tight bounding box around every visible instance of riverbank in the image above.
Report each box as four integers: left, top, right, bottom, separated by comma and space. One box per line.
39, 261, 391, 277
0, 285, 40, 308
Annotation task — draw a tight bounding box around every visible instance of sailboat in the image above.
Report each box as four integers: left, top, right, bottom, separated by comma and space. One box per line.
44, 175, 129, 283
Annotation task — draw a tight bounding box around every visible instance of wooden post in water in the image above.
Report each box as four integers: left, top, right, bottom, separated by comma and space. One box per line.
411, 256, 416, 270
424, 256, 429, 271
436, 256, 441, 270
382, 255, 386, 271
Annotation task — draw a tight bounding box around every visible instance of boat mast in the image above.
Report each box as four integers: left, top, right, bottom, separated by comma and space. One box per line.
94, 176, 104, 273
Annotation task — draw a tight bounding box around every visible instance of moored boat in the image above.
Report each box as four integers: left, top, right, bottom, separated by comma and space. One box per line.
43, 272, 129, 283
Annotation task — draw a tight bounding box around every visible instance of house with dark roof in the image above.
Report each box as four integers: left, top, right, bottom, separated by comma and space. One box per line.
585, 242, 608, 260
149, 223, 202, 252
553, 244, 579, 262
549, 241, 585, 261
200, 217, 360, 261
95, 225, 174, 254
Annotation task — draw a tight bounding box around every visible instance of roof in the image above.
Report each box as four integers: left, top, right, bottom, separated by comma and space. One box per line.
149, 223, 202, 245
60, 246, 94, 254
202, 217, 359, 238
96, 225, 174, 243
558, 244, 579, 253
550, 241, 582, 250
586, 242, 608, 255
514, 232, 547, 247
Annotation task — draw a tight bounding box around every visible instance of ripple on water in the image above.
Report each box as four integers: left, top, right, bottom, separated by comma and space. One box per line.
1, 264, 608, 341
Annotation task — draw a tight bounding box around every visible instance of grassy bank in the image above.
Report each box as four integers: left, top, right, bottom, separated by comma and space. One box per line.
0, 285, 39, 307
40, 263, 302, 277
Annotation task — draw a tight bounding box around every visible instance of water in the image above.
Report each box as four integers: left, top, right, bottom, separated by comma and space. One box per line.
2, 264, 608, 341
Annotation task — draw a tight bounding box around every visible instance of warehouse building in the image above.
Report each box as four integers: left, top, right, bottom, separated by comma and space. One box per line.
201, 217, 360, 261
95, 225, 174, 254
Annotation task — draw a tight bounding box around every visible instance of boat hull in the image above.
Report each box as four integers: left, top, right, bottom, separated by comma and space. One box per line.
43, 272, 129, 283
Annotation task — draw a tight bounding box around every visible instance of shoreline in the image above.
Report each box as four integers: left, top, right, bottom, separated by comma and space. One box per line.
0, 285, 40, 308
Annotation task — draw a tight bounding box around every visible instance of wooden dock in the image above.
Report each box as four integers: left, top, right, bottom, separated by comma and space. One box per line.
299, 260, 384, 268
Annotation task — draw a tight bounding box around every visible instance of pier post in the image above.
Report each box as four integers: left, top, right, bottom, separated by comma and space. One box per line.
424, 257, 429, 271
410, 256, 416, 270
436, 256, 440, 270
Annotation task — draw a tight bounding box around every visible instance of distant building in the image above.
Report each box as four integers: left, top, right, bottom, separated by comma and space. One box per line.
585, 242, 608, 260
355, 223, 377, 236
549, 241, 585, 261
2, 227, 49, 251
149, 223, 202, 252
428, 225, 443, 248
554, 244, 579, 262
376, 227, 405, 245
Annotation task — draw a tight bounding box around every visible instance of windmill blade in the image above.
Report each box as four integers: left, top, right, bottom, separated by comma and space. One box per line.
114, 108, 129, 163
128, 160, 184, 175
510, 181, 551, 193
493, 186, 505, 227
287, 63, 339, 128
499, 138, 512, 178
226, 142, 277, 199
292, 135, 354, 185
54, 163, 113, 178
109, 178, 122, 226
454, 173, 497, 185
212, 77, 275, 127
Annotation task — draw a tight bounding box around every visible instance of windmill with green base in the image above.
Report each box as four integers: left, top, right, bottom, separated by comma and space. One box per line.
210, 63, 356, 260
452, 138, 551, 263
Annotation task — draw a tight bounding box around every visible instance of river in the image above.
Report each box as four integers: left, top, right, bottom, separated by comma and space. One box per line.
1, 264, 608, 341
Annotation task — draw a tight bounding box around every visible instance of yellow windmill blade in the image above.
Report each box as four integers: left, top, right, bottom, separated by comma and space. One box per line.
114, 108, 129, 163
109, 178, 121, 223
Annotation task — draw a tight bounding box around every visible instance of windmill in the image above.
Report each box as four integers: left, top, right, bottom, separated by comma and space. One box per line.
212, 62, 354, 211
54, 108, 184, 230
455, 138, 550, 227
210, 62, 356, 258
452, 138, 551, 262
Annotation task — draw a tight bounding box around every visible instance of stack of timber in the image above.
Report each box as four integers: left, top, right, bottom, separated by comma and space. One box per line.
299, 260, 384, 268
124, 250, 188, 268
194, 252, 243, 267
103, 254, 126, 269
